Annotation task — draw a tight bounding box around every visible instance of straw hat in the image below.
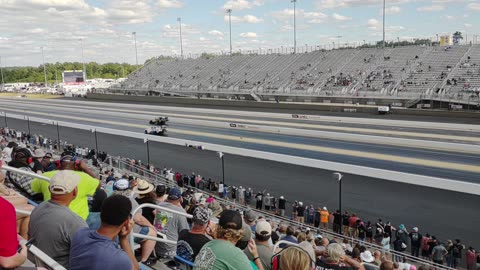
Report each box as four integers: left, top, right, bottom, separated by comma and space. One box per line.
133, 179, 154, 195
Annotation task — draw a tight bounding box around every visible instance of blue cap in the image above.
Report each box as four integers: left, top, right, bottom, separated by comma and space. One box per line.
168, 188, 182, 200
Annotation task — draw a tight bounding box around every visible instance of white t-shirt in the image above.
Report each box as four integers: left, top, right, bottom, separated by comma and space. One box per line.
218, 184, 224, 193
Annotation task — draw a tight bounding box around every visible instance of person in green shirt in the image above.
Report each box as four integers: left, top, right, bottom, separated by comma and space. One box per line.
31, 153, 99, 220
194, 210, 264, 270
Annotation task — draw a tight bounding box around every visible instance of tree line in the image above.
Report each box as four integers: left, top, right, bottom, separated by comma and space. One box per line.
1, 62, 142, 84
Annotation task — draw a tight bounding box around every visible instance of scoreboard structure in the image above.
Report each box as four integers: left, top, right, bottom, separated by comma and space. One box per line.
62, 70, 85, 85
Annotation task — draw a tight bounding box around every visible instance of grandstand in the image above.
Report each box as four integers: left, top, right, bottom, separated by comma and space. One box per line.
112, 44, 480, 108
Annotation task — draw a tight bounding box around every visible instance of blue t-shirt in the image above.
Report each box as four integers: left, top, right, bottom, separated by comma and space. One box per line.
70, 228, 132, 270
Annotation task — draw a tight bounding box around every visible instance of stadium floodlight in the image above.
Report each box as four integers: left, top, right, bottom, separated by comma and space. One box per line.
291, 0, 297, 54
382, 0, 386, 48
41, 46, 47, 87
226, 9, 233, 55
333, 172, 343, 234
132, 32, 138, 65
177, 17, 184, 59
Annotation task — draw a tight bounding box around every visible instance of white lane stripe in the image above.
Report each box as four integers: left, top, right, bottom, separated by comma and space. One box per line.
2, 97, 480, 132
5, 111, 480, 195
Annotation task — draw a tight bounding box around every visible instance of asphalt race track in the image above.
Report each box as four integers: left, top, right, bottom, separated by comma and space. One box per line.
1, 98, 479, 246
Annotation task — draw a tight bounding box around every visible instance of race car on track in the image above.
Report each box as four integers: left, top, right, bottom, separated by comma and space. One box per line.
149, 117, 169, 126
145, 126, 168, 136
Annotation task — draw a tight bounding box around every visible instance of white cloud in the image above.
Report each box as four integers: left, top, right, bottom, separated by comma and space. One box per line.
416, 5, 445, 11
223, 0, 264, 10
272, 9, 328, 23
467, 2, 480, 10
239, 32, 257, 38
367, 18, 380, 30
464, 23, 472, 28
385, 6, 401, 14
208, 30, 224, 37
332, 13, 352, 21
315, 0, 412, 9
225, 14, 263, 23
367, 18, 404, 33
156, 0, 184, 8
444, 15, 455, 20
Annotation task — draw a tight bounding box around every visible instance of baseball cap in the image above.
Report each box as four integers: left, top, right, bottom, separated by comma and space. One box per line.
218, 210, 242, 230
49, 170, 80, 195
168, 188, 182, 200
193, 207, 212, 225
32, 149, 45, 158
114, 179, 130, 190
255, 220, 272, 236
44, 152, 53, 159
244, 210, 257, 223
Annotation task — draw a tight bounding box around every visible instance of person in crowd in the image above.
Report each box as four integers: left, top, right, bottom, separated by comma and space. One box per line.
279, 226, 298, 248
277, 196, 286, 217
0, 196, 28, 269
255, 191, 263, 210
316, 243, 366, 270
421, 233, 431, 260
395, 224, 409, 249
381, 232, 391, 252
113, 179, 157, 266
275, 245, 314, 270
449, 239, 464, 268
31, 151, 100, 220
372, 251, 382, 266
31, 149, 45, 174
348, 213, 359, 237
5, 148, 42, 201
245, 220, 274, 270
297, 202, 306, 223
69, 195, 140, 270
154, 187, 190, 259
41, 152, 56, 172
155, 184, 168, 203
320, 207, 330, 230
431, 241, 448, 265
177, 207, 213, 262
28, 170, 88, 268
342, 211, 351, 236
244, 210, 257, 232
194, 210, 263, 270
365, 221, 374, 243
1, 141, 17, 163
409, 227, 422, 257
466, 246, 476, 270
86, 188, 107, 230
380, 260, 394, 270
134, 179, 156, 224
360, 250, 375, 264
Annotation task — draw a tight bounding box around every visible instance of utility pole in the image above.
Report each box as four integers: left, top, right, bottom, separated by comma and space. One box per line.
382, 0, 386, 48
132, 32, 138, 65
177, 17, 184, 59
41, 46, 48, 87
292, 0, 297, 54
80, 39, 87, 81
227, 9, 233, 55
0, 56, 4, 90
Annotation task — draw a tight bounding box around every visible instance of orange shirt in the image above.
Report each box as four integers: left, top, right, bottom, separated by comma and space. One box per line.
320, 210, 329, 223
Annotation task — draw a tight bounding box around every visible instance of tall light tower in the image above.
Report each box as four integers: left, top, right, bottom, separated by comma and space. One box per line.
292, 0, 297, 54
177, 17, 184, 59
80, 38, 87, 81
41, 46, 47, 87
132, 32, 138, 65
382, 0, 386, 48
0, 56, 4, 90
226, 9, 233, 55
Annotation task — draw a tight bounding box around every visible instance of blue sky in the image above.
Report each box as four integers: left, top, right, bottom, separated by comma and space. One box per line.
0, 0, 478, 66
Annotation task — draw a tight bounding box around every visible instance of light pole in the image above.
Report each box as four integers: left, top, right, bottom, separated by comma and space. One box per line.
144, 138, 150, 166
0, 56, 4, 90
132, 32, 138, 65
177, 17, 184, 59
80, 39, 86, 81
333, 172, 343, 234
41, 46, 47, 87
218, 151, 225, 185
26, 116, 31, 135
292, 0, 297, 54
382, 0, 386, 48
1, 112, 7, 127
91, 128, 99, 156
226, 9, 233, 55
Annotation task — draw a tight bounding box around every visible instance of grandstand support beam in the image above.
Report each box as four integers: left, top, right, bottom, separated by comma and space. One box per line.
292, 0, 297, 54
80, 39, 86, 81
177, 17, 184, 59
27, 116, 31, 135
382, 0, 386, 48
227, 9, 232, 55
132, 32, 138, 66
218, 151, 225, 185
2, 112, 7, 127
41, 46, 47, 87
56, 121, 61, 152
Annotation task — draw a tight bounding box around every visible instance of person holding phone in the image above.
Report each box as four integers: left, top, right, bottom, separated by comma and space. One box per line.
0, 196, 28, 268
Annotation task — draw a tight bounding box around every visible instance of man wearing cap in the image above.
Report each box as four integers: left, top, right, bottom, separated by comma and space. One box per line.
5, 148, 41, 201
31, 151, 100, 220
177, 207, 213, 262
244, 220, 274, 270
41, 152, 56, 172
69, 195, 140, 270
30, 148, 45, 174
194, 210, 263, 270
278, 196, 286, 217
320, 207, 330, 230
113, 179, 157, 266
154, 187, 189, 259
409, 227, 422, 258
28, 170, 88, 269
